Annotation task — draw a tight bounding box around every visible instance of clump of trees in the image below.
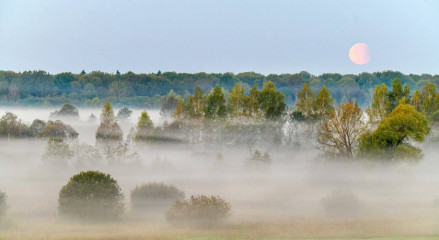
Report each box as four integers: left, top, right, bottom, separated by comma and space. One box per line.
42, 138, 72, 165
40, 120, 78, 139
0, 112, 29, 139
293, 83, 334, 121
359, 104, 430, 160
58, 171, 124, 222
131, 183, 185, 214
160, 90, 181, 116
50, 104, 79, 120
0, 190, 6, 218
174, 81, 286, 120
165, 195, 231, 226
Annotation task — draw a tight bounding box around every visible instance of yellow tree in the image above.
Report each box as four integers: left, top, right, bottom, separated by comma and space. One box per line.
368, 83, 390, 122
317, 100, 367, 158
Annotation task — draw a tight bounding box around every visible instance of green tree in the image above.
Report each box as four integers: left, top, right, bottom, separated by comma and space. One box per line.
359, 103, 430, 160
295, 83, 315, 118
368, 83, 390, 122
420, 82, 436, 116
228, 83, 245, 118
411, 90, 421, 112
205, 85, 227, 119
313, 86, 334, 119
258, 81, 286, 120
188, 86, 204, 119
388, 78, 410, 111
243, 85, 260, 117
135, 111, 154, 141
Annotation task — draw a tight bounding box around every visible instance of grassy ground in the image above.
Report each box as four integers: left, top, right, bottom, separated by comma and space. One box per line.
2, 219, 439, 240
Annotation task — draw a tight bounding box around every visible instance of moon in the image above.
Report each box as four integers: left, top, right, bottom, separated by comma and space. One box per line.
349, 43, 370, 65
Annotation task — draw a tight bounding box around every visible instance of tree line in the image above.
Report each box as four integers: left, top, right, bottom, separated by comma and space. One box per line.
0, 70, 438, 108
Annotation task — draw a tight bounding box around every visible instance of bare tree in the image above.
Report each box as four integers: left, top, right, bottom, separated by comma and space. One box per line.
317, 100, 367, 158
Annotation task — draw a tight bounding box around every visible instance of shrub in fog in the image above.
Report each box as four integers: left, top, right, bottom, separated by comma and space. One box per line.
87, 113, 97, 123
321, 190, 363, 218
117, 107, 133, 121
96, 101, 123, 140
134, 111, 154, 141
131, 182, 185, 213
40, 120, 79, 139
28, 119, 47, 137
50, 104, 79, 119
0, 191, 7, 218
58, 171, 124, 222
42, 138, 72, 164
165, 195, 231, 226
0, 112, 30, 138
248, 149, 271, 163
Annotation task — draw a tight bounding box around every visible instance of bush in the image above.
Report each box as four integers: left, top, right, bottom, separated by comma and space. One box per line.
131, 183, 184, 213
50, 104, 79, 119
58, 171, 124, 222
40, 120, 79, 139
165, 195, 231, 226
0, 191, 6, 218
321, 190, 363, 218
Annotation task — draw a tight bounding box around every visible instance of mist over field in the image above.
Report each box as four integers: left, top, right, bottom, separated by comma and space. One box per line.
1, 107, 439, 239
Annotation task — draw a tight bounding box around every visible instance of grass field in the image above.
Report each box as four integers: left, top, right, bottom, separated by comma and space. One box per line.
2, 219, 439, 240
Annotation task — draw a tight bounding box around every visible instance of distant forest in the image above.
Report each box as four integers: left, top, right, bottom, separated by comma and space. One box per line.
0, 70, 437, 108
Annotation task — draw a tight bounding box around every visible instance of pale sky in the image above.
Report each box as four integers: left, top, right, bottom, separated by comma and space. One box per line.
0, 0, 438, 75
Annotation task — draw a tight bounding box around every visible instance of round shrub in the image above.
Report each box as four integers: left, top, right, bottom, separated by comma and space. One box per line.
0, 191, 7, 218
165, 195, 231, 226
58, 171, 124, 222
131, 182, 185, 213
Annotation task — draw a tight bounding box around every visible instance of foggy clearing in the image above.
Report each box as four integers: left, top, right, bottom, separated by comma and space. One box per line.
1, 107, 439, 239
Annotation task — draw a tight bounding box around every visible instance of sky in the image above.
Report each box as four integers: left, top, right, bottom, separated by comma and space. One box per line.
0, 0, 438, 75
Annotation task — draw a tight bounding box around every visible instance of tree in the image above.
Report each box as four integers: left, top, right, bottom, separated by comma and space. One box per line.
368, 83, 390, 122
243, 85, 260, 117
117, 107, 133, 120
58, 171, 124, 222
28, 119, 46, 137
188, 86, 204, 119
50, 104, 79, 120
42, 138, 72, 164
317, 100, 367, 158
295, 83, 315, 118
160, 89, 181, 117
313, 86, 334, 119
41, 120, 79, 139
135, 111, 154, 141
411, 90, 421, 112
258, 81, 286, 120
388, 78, 410, 111
173, 100, 186, 120
420, 82, 437, 116
96, 101, 123, 140
0, 112, 29, 139
205, 85, 227, 119
359, 104, 430, 160
228, 83, 245, 118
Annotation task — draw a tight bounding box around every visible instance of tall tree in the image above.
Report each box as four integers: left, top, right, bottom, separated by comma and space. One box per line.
205, 85, 227, 119
411, 90, 421, 112
188, 86, 204, 119
368, 83, 390, 122
295, 83, 315, 118
96, 101, 123, 140
228, 83, 245, 118
258, 81, 286, 120
313, 86, 334, 119
243, 85, 260, 118
135, 111, 154, 141
420, 82, 436, 116
388, 78, 410, 111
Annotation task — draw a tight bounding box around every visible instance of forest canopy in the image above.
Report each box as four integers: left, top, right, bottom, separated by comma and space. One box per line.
0, 70, 437, 108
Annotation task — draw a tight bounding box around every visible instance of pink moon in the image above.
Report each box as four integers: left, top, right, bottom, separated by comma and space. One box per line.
349, 43, 371, 65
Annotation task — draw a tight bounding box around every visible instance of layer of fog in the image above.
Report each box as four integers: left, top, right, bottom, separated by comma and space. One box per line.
1, 108, 439, 233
